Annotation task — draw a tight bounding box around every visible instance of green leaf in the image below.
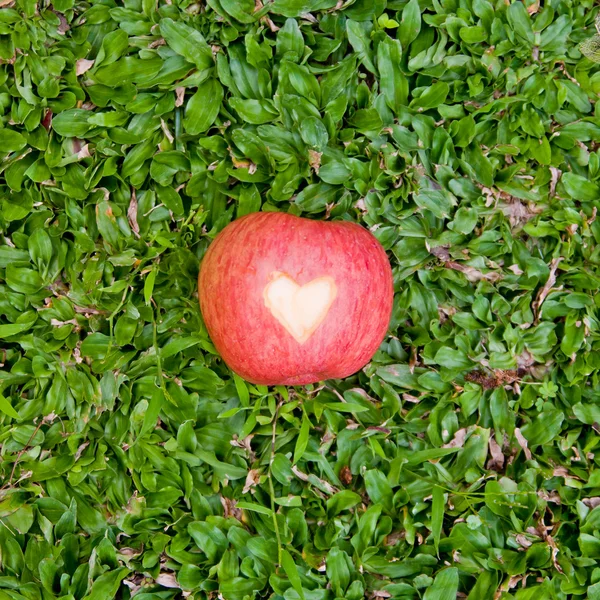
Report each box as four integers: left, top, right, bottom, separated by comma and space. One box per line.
281, 549, 305, 600
399, 0, 422, 49
377, 37, 408, 112
144, 267, 157, 305
51, 109, 92, 137
423, 568, 459, 600
347, 20, 375, 73
83, 568, 130, 600
561, 172, 599, 202
183, 79, 224, 135
0, 313, 37, 339
364, 469, 393, 512
299, 116, 329, 150
520, 409, 564, 446
229, 98, 279, 125
0, 393, 20, 419
431, 486, 444, 553
326, 490, 361, 517
293, 413, 310, 464
159, 18, 213, 70
507, 1, 534, 45
410, 82, 449, 111
434, 347, 472, 369
220, 0, 257, 23
236, 502, 273, 516
0, 129, 27, 152
233, 372, 250, 407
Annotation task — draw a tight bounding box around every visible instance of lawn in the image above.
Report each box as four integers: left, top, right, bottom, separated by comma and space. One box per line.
1, 0, 600, 599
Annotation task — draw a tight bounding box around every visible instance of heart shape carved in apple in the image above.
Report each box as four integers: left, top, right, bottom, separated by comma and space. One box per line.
263, 271, 338, 344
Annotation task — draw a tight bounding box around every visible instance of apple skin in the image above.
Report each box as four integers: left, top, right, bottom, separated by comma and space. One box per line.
198, 212, 394, 386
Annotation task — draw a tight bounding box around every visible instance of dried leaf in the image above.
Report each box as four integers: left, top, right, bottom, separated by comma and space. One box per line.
442, 428, 468, 449
155, 573, 180, 588
533, 257, 563, 322
76, 59, 94, 76
127, 189, 140, 238
242, 469, 261, 494
445, 261, 502, 282
487, 436, 504, 471
175, 87, 186, 107
514, 428, 533, 460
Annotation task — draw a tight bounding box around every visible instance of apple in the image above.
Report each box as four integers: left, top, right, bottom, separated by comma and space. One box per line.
198, 212, 394, 386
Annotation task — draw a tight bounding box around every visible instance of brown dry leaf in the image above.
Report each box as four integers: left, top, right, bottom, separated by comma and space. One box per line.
465, 369, 523, 389
549, 167, 561, 197
408, 345, 418, 374
553, 466, 569, 477
220, 496, 243, 521
507, 264, 524, 275
75, 144, 92, 160
442, 428, 468, 449
160, 119, 174, 144
0, 0, 15, 6
514, 428, 532, 460
499, 197, 542, 228
230, 434, 255, 461
261, 16, 280, 32
291, 465, 337, 495
231, 155, 257, 173
583, 498, 600, 508
553, 466, 581, 480
354, 198, 367, 213
155, 573, 180, 589
402, 393, 421, 403
128, 189, 140, 238
507, 575, 526, 590
481, 186, 497, 206
515, 533, 533, 548
175, 87, 185, 107
119, 547, 142, 559
339, 465, 353, 485
445, 261, 502, 282
527, 0, 539, 14
367, 426, 391, 435
55, 12, 70, 34
384, 531, 403, 546
533, 257, 563, 322
537, 489, 561, 504
547, 535, 563, 573
76, 59, 94, 76
428, 243, 451, 262
123, 574, 145, 595
487, 437, 505, 472
242, 468, 261, 494
516, 349, 535, 369
74, 441, 90, 461
308, 149, 322, 173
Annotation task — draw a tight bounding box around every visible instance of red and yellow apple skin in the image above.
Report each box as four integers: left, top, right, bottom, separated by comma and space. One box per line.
198, 212, 394, 386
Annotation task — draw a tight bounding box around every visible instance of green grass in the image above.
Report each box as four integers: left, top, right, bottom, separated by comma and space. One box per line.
1, 0, 600, 599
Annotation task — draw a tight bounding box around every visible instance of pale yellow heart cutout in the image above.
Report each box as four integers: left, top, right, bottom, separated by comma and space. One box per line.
263, 271, 338, 344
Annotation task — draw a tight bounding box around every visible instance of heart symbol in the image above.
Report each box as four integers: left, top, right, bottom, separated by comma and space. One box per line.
263, 271, 338, 344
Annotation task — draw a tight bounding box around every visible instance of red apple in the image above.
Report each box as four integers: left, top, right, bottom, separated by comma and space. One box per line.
198, 212, 394, 386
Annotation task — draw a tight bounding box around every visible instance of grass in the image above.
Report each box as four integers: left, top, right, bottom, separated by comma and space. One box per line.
1, 0, 600, 599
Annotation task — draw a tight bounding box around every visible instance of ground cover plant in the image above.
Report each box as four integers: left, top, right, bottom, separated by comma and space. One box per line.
1, 0, 600, 598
